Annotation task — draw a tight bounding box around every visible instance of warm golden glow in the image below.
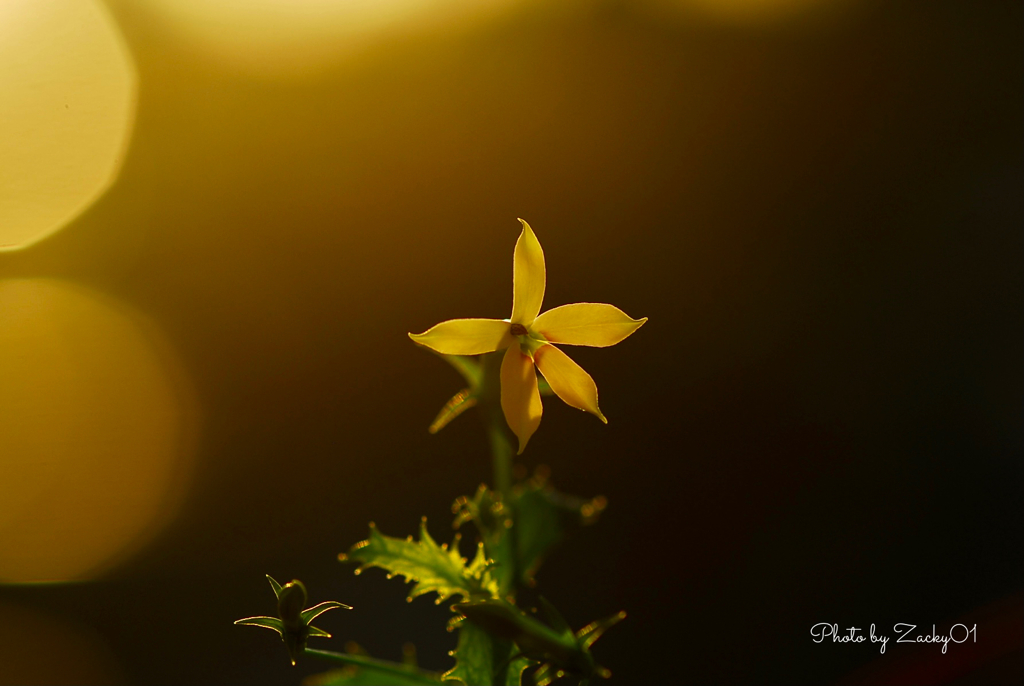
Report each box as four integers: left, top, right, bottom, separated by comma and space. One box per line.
0, 280, 196, 584
0, 0, 136, 251
144, 0, 514, 78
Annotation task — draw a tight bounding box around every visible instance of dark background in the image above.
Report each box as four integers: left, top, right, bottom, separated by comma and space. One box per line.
1, 0, 1021, 683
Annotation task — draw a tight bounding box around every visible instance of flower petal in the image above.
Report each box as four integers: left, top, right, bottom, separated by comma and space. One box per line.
500, 341, 543, 454
534, 344, 606, 423
409, 318, 513, 355
532, 303, 647, 347
510, 218, 546, 325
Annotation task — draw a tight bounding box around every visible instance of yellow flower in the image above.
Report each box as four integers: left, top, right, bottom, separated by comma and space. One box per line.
409, 219, 646, 454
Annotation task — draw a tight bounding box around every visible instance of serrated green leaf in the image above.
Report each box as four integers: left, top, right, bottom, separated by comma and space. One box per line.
513, 486, 562, 587
442, 623, 495, 686
442, 622, 527, 686
452, 486, 516, 595
505, 656, 532, 686
464, 540, 494, 580
454, 470, 606, 591
513, 470, 606, 587
343, 518, 497, 602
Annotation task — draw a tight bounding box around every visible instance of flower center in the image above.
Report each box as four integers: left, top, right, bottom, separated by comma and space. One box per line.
510, 323, 528, 336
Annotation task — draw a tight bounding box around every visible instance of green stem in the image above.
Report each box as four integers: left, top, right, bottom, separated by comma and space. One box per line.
477, 350, 519, 595
303, 648, 444, 684
478, 350, 514, 502
488, 409, 513, 500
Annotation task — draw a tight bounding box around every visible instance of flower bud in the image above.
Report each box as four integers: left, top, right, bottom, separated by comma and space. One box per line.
277, 580, 308, 630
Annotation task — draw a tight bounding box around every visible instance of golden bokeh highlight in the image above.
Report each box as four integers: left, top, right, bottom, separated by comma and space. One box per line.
0, 602, 124, 685
143, 0, 514, 78
0, 279, 197, 584
0, 0, 136, 251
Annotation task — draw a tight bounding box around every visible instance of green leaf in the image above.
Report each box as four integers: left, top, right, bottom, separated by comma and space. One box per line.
535, 597, 574, 640
267, 575, 284, 598
342, 518, 498, 603
452, 486, 516, 595
452, 599, 576, 663
454, 469, 607, 591
464, 539, 495, 582
505, 656, 532, 686
442, 622, 529, 686
452, 599, 621, 683
442, 623, 495, 686
429, 388, 477, 434
513, 469, 606, 587
532, 662, 557, 686
576, 611, 627, 651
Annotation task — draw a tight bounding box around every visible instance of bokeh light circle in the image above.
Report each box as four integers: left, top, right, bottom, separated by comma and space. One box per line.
0, 279, 197, 584
144, 0, 514, 78
0, 0, 136, 251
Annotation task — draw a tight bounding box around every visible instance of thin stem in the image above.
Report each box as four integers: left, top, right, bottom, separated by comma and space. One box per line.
477, 350, 519, 595
478, 350, 514, 502
488, 409, 513, 500
303, 648, 443, 684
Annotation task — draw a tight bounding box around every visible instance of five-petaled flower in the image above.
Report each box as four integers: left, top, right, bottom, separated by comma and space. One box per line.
409, 219, 646, 454
235, 575, 351, 665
